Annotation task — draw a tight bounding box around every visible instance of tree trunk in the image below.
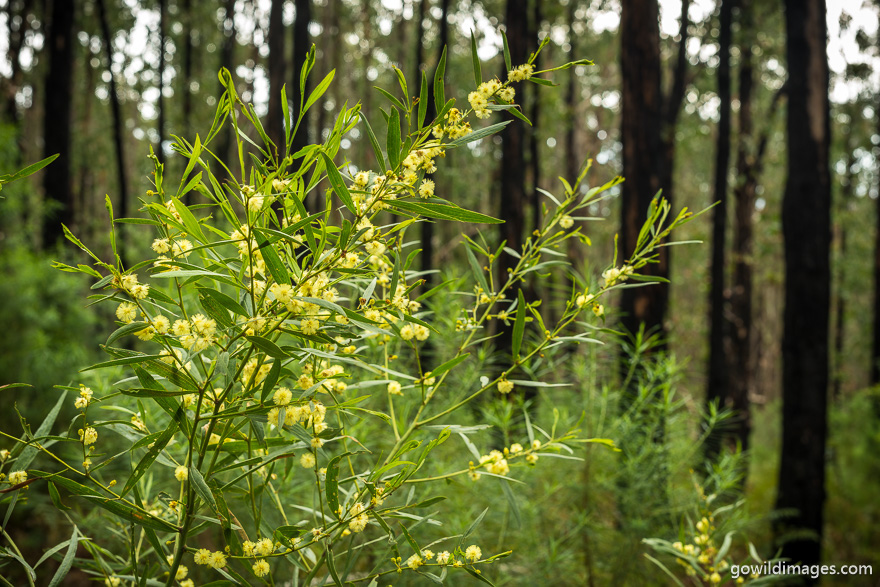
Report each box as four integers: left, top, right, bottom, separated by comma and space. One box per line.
618, 0, 663, 340
3, 0, 31, 124
42, 0, 75, 248
529, 0, 541, 235
96, 0, 129, 233
705, 0, 733, 459
775, 0, 831, 570
420, 0, 450, 288
267, 0, 285, 159
217, 0, 236, 173
292, 0, 311, 206
157, 0, 167, 165
872, 65, 880, 386
564, 0, 578, 185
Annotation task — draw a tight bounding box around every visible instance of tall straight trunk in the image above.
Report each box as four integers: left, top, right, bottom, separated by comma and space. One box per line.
872, 49, 880, 386
292, 0, 311, 206
42, 0, 75, 247
157, 0, 166, 165
420, 0, 450, 287
217, 0, 236, 172
564, 0, 578, 184
497, 0, 528, 309
267, 0, 285, 159
832, 150, 852, 399
529, 0, 541, 234
3, 0, 31, 123
96, 0, 128, 228
619, 0, 689, 343
618, 0, 663, 340
182, 0, 193, 135
360, 0, 373, 167
705, 0, 732, 458
775, 0, 831, 570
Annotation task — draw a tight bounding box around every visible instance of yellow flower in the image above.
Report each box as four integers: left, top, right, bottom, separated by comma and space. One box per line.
405, 554, 423, 570
7, 470, 27, 485
301, 318, 319, 336
174, 466, 188, 482
387, 381, 402, 395
273, 387, 293, 406
252, 559, 270, 577
437, 551, 451, 565
79, 427, 98, 446
497, 379, 514, 394
300, 453, 316, 469
465, 545, 482, 562
193, 548, 211, 565
116, 302, 137, 324
560, 215, 574, 229
208, 551, 227, 569
151, 238, 170, 254
418, 179, 435, 198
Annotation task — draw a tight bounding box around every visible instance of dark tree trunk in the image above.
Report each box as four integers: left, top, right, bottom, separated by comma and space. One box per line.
420, 0, 450, 287
292, 0, 311, 206
529, 0, 541, 234
872, 68, 880, 386
42, 0, 75, 247
618, 0, 663, 339
497, 0, 528, 325
775, 0, 831, 571
832, 150, 852, 400
182, 0, 193, 135
564, 0, 578, 184
705, 0, 733, 459
157, 0, 167, 165
3, 0, 31, 123
267, 0, 285, 159
96, 0, 129, 232
217, 0, 236, 172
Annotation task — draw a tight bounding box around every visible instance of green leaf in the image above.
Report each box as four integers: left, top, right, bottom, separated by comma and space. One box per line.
433, 46, 447, 114
447, 120, 512, 148
247, 335, 288, 358
456, 507, 488, 552
391, 200, 502, 224
465, 567, 497, 586
33, 472, 177, 532
325, 453, 344, 519
47, 525, 78, 587
189, 467, 218, 512
359, 112, 387, 170
105, 322, 148, 346
197, 287, 248, 317
319, 152, 356, 213
80, 354, 164, 372
119, 412, 181, 498
48, 481, 70, 511
427, 354, 469, 379
512, 289, 526, 360
304, 70, 335, 113
399, 523, 421, 556
3, 154, 58, 183
386, 107, 401, 169
18, 391, 67, 471
418, 72, 429, 129
198, 292, 233, 329
465, 245, 489, 294
470, 30, 482, 86
374, 86, 407, 113
260, 360, 282, 402
502, 31, 512, 72
254, 230, 291, 285
171, 197, 206, 243
500, 480, 521, 528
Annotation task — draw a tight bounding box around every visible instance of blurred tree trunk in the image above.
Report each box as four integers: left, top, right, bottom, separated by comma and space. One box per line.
529, 1, 541, 234
705, 0, 732, 460
497, 0, 528, 354
181, 0, 195, 203
157, 0, 167, 165
564, 0, 578, 185
96, 0, 129, 232
833, 148, 853, 399
217, 0, 236, 174
873, 47, 880, 387
775, 0, 830, 570
42, 0, 75, 247
267, 0, 285, 159
292, 0, 311, 207
3, 0, 31, 124
421, 0, 450, 287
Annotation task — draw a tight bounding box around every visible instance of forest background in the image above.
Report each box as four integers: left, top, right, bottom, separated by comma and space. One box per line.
0, 0, 878, 584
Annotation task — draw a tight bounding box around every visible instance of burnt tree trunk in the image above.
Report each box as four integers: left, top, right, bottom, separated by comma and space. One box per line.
42, 0, 75, 247
775, 0, 831, 571
705, 0, 732, 460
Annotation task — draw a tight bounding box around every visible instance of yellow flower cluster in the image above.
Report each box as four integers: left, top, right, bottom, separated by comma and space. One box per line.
74, 385, 93, 409
468, 78, 512, 119
507, 63, 535, 82
193, 548, 227, 569
601, 264, 634, 287
172, 313, 218, 352
432, 107, 473, 140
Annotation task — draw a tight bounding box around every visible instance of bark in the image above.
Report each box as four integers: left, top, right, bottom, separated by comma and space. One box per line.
705, 0, 732, 459
529, 0, 541, 234
618, 0, 664, 340
292, 0, 311, 206
182, 0, 193, 135
96, 0, 129, 230
775, 0, 831, 570
832, 149, 852, 399
564, 0, 578, 184
267, 0, 285, 158
42, 0, 75, 247
421, 0, 450, 287
3, 0, 31, 123
157, 0, 167, 165
873, 55, 880, 386
217, 0, 236, 173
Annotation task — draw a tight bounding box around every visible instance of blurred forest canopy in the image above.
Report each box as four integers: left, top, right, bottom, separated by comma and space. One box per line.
1, 0, 879, 584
